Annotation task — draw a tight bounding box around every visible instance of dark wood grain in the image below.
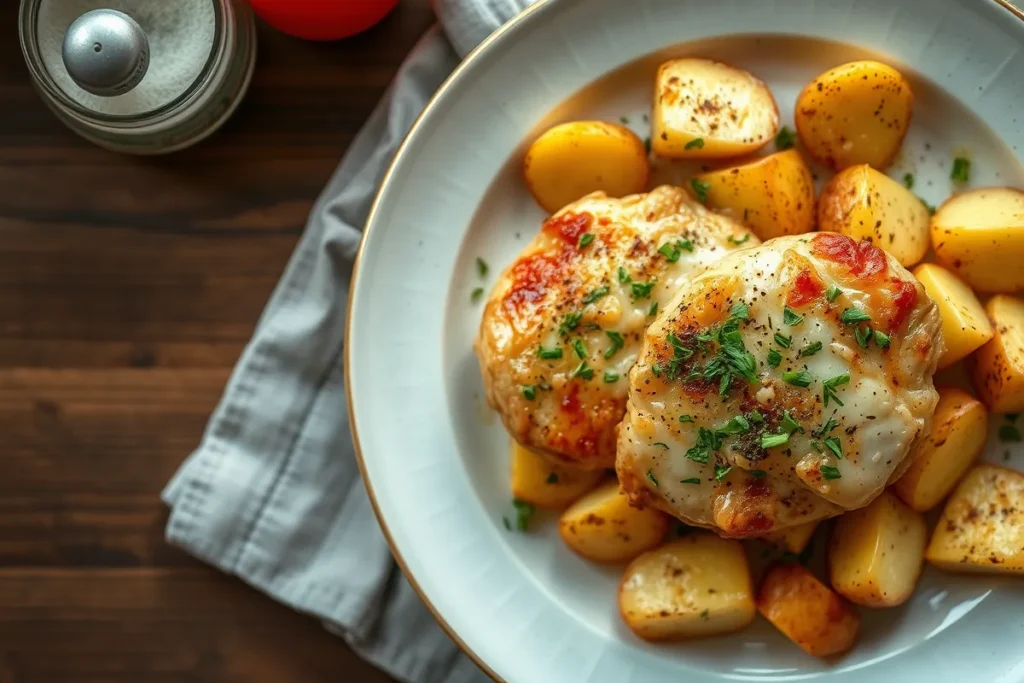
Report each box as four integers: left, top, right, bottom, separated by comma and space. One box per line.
0, 1, 435, 681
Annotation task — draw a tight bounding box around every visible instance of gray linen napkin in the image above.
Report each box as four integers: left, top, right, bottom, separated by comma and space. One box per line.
162, 3, 531, 682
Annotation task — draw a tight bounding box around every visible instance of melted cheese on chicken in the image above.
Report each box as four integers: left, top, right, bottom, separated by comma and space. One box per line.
475, 186, 758, 470
616, 233, 941, 535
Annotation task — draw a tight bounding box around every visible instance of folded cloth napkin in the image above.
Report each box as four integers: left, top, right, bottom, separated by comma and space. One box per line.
162, 2, 533, 681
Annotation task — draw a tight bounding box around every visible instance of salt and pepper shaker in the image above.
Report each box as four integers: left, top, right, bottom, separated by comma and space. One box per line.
62, 9, 150, 97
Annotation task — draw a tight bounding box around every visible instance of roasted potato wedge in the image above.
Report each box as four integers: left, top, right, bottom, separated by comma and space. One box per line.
829, 491, 927, 607
757, 563, 860, 657
693, 149, 815, 240
559, 480, 669, 563
970, 295, 1024, 413
618, 534, 755, 641
817, 164, 930, 267
926, 464, 1024, 574
795, 61, 912, 170
931, 188, 1024, 293
524, 120, 649, 213
912, 264, 994, 368
761, 521, 818, 554
652, 58, 778, 159
892, 387, 988, 511
510, 440, 603, 509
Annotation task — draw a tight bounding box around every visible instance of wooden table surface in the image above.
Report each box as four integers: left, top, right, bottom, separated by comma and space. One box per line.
0, 2, 435, 681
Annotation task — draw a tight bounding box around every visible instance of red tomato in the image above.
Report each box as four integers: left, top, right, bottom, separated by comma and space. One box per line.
246, 0, 400, 41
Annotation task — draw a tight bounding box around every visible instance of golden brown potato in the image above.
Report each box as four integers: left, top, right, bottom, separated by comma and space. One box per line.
510, 440, 603, 509
970, 295, 1024, 413
931, 187, 1024, 293
828, 491, 927, 607
892, 387, 988, 511
912, 264, 994, 368
926, 464, 1024, 574
795, 61, 912, 170
523, 121, 649, 213
618, 534, 755, 641
761, 522, 818, 555
817, 164, 930, 267
652, 58, 778, 159
693, 150, 815, 240
559, 480, 669, 563
757, 563, 861, 657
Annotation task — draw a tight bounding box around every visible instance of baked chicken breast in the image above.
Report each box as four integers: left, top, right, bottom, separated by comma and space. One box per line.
616, 233, 942, 535
475, 186, 759, 470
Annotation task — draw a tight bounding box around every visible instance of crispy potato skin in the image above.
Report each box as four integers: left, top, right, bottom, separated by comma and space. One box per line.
818, 165, 929, 267
931, 187, 1024, 293
828, 491, 927, 607
795, 60, 912, 171
618, 534, 755, 641
652, 58, 779, 159
912, 264, 994, 368
892, 387, 988, 512
558, 480, 669, 563
510, 440, 603, 509
524, 121, 649, 213
926, 465, 1024, 574
757, 563, 860, 657
970, 295, 1024, 413
694, 150, 815, 240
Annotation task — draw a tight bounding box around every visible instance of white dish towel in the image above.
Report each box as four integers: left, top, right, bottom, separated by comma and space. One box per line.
162, 2, 533, 681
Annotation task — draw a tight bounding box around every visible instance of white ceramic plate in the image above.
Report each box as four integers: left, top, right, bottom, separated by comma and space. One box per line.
347, 1, 1024, 680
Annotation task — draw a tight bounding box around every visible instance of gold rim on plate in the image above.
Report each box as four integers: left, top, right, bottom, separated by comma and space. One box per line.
343, 1, 1024, 681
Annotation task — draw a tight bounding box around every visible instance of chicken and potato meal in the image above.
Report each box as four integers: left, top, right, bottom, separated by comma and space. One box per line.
474, 56, 1024, 658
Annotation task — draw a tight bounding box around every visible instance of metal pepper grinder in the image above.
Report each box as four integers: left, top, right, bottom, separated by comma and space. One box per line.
62, 9, 150, 97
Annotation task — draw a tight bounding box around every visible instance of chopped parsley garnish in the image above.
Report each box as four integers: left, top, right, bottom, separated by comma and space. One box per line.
823, 373, 851, 407
648, 301, 658, 316
646, 470, 660, 487
748, 409, 764, 423
537, 345, 563, 360
578, 233, 595, 248
658, 239, 694, 262
679, 415, 694, 423
799, 341, 823, 357
761, 432, 790, 449
664, 332, 696, 379
653, 442, 669, 449
920, 197, 937, 214
840, 307, 872, 324
783, 307, 804, 326
855, 326, 873, 349
471, 287, 485, 302
780, 411, 803, 435
775, 126, 796, 151
749, 469, 767, 478
783, 370, 813, 387
774, 333, 792, 349
571, 361, 594, 380
728, 233, 751, 246
582, 286, 610, 304
903, 173, 915, 190
604, 331, 625, 359
690, 177, 711, 203
767, 348, 783, 367
631, 280, 656, 301
603, 371, 619, 383
618, 267, 631, 283
685, 137, 705, 150
619, 116, 630, 124
820, 465, 842, 480
700, 608, 710, 621
700, 316, 758, 396
643, 136, 651, 154
521, 385, 537, 400
730, 302, 750, 320
999, 425, 1022, 442
546, 472, 559, 484
685, 427, 721, 464
824, 436, 843, 459
715, 465, 733, 481
558, 311, 582, 337
513, 498, 534, 531
874, 330, 891, 349
716, 415, 751, 436
951, 157, 970, 183
503, 517, 511, 531
681, 477, 701, 484
572, 339, 588, 359
826, 284, 842, 302
476, 258, 489, 277
812, 413, 839, 438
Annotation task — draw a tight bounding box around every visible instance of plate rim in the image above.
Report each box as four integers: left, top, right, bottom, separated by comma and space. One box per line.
344, 1, 1024, 681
